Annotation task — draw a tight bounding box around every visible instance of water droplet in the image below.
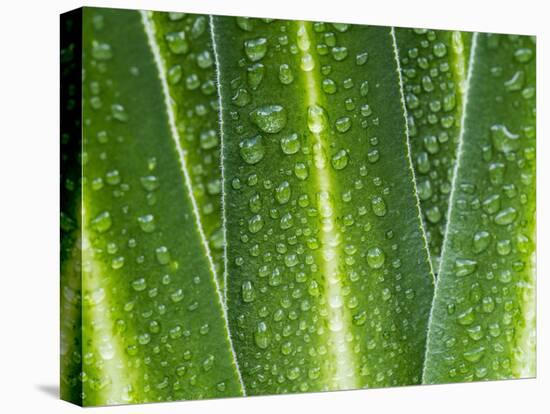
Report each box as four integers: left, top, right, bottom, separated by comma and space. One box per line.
202, 354, 215, 371
140, 176, 159, 191
231, 88, 251, 107
250, 105, 287, 133
248, 214, 264, 233
275, 181, 291, 204
331, 46, 348, 61
307, 105, 328, 133
284, 253, 299, 267
171, 288, 184, 303
91, 211, 112, 233
332, 23, 350, 32
433, 42, 447, 57
457, 307, 475, 325
473, 231, 491, 253
367, 247, 385, 269
137, 214, 156, 233
356, 51, 368, 65
132, 278, 147, 292
320, 79, 336, 96
454, 258, 477, 276
196, 50, 213, 68
239, 135, 265, 164
111, 104, 128, 122
371, 196, 387, 217
280, 133, 300, 154
504, 70, 525, 92
300, 53, 315, 71
463, 346, 485, 363
491, 124, 520, 153
335, 116, 351, 133
198, 130, 219, 150
155, 246, 171, 265
254, 322, 270, 349
331, 149, 349, 170
236, 17, 254, 31
241, 281, 255, 303
165, 31, 188, 54
91, 41, 112, 60
514, 48, 533, 63
247, 63, 265, 90
294, 162, 308, 180
494, 207, 517, 225
279, 64, 294, 84
244, 37, 267, 61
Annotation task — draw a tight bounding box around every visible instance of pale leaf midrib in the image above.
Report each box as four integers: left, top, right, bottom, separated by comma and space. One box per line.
295, 20, 357, 391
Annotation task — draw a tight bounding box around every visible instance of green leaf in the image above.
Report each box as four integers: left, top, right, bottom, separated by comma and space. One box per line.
78, 8, 243, 405
394, 28, 472, 268
423, 33, 536, 383
147, 11, 226, 290
212, 17, 435, 393
60, 8, 83, 405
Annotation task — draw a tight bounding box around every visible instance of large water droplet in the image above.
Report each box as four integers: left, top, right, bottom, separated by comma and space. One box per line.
250, 105, 287, 133
244, 37, 267, 62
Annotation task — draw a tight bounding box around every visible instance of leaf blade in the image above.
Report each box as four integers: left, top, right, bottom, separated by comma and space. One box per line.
147, 11, 226, 291
213, 16, 435, 393
394, 28, 472, 268
423, 32, 536, 383
80, 8, 243, 405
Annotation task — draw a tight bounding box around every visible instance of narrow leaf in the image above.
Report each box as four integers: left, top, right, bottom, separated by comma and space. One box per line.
394, 28, 472, 268
79, 8, 243, 405
147, 11, 226, 290
423, 33, 536, 383
212, 17, 435, 393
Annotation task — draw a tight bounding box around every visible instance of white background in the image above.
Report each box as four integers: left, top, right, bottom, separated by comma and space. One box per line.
0, 0, 547, 412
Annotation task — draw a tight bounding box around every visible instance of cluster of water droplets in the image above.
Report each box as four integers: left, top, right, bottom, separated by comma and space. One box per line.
157, 12, 226, 276
80, 11, 244, 403
427, 33, 536, 382
397, 28, 468, 267
222, 16, 433, 392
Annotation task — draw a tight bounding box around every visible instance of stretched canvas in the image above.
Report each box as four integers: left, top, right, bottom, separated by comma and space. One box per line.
60, 6, 536, 406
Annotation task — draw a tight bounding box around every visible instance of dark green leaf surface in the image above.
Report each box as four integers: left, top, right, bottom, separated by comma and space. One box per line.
148, 11, 226, 289
394, 28, 472, 268
60, 8, 83, 405
423, 33, 536, 383
80, 8, 243, 405
212, 16, 435, 394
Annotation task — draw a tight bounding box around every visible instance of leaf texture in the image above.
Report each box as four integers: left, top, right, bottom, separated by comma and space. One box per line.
60, 6, 537, 407
212, 16, 435, 394
394, 28, 472, 268
423, 32, 536, 383
80, 8, 243, 405
147, 11, 226, 289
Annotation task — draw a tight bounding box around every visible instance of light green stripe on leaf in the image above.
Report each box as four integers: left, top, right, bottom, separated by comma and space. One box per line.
212, 16, 435, 394
394, 28, 472, 269
423, 32, 536, 384
81, 8, 244, 405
